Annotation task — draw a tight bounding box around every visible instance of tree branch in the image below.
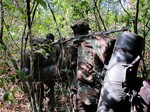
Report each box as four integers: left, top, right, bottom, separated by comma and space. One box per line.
93, 0, 107, 31
47, 1, 61, 38
20, 23, 27, 70
0, 0, 18, 70
93, 7, 101, 31
31, 2, 38, 27
3, 21, 20, 50
118, 0, 132, 18
26, 0, 37, 111
0, 0, 4, 40
46, 0, 64, 69
134, 0, 140, 34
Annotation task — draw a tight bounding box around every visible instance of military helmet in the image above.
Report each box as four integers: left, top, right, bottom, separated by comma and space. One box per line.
71, 20, 91, 35
46, 33, 55, 42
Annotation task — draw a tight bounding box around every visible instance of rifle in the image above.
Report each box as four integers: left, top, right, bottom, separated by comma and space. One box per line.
51, 28, 128, 45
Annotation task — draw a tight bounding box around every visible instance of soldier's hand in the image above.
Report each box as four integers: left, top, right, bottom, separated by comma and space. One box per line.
73, 39, 84, 45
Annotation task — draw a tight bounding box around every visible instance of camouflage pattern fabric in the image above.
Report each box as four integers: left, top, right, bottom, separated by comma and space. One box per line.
73, 35, 114, 112
70, 20, 116, 112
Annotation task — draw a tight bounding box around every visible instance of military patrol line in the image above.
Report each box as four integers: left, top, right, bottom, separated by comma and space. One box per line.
23, 20, 150, 112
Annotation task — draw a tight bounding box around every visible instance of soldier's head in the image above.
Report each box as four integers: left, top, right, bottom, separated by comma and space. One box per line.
71, 20, 91, 36
46, 33, 55, 42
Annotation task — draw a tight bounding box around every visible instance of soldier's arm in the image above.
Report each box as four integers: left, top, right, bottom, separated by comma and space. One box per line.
77, 70, 94, 84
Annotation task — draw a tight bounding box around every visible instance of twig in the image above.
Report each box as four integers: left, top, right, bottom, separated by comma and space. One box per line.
20, 23, 27, 70
118, 0, 132, 18
3, 21, 20, 50
31, 2, 38, 27
46, 1, 61, 38
0, 41, 19, 69
134, 0, 140, 34
0, 0, 4, 40
46, 0, 64, 69
26, 0, 37, 112
0, 0, 18, 70
93, 7, 101, 31
93, 0, 107, 31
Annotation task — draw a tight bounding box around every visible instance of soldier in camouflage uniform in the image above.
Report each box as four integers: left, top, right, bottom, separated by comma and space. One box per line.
71, 20, 115, 112
42, 33, 60, 112
24, 33, 60, 111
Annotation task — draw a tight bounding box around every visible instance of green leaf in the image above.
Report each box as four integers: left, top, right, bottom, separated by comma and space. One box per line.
35, 0, 47, 10
0, 69, 4, 75
16, 70, 26, 81
3, 92, 9, 101
4, 0, 13, 5
36, 48, 47, 56
10, 75, 16, 84
8, 92, 14, 100
0, 45, 3, 50
8, 100, 13, 105
12, 87, 19, 95
21, 14, 27, 21
0, 77, 4, 88
0, 103, 2, 108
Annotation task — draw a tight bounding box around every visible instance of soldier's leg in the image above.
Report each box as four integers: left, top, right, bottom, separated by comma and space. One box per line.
71, 92, 77, 112
43, 79, 55, 112
34, 81, 44, 111
75, 92, 86, 112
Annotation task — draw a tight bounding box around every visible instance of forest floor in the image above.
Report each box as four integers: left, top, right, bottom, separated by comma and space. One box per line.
0, 77, 71, 112
0, 82, 31, 112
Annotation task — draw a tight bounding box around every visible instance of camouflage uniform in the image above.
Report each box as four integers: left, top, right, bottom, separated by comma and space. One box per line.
71, 20, 113, 112
24, 34, 60, 112
42, 41, 60, 112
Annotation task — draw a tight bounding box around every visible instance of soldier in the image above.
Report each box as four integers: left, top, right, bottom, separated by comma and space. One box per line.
71, 20, 115, 112
97, 32, 144, 112
24, 33, 60, 111
41, 33, 60, 111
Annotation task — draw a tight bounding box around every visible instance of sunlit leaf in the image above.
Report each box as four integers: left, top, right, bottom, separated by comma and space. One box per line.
8, 92, 14, 100
12, 87, 19, 94
21, 14, 27, 21
4, 0, 13, 5
35, 0, 47, 10
35, 48, 46, 56
8, 100, 13, 105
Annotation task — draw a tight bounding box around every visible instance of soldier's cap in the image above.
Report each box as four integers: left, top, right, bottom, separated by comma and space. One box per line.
46, 33, 55, 42
71, 20, 91, 31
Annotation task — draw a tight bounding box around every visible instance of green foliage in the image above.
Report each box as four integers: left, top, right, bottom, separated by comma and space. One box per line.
0, 0, 150, 111
16, 70, 26, 81
35, 48, 47, 56
3, 92, 9, 101
35, 0, 47, 10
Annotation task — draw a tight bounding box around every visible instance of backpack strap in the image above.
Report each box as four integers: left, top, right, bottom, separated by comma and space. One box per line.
122, 55, 141, 83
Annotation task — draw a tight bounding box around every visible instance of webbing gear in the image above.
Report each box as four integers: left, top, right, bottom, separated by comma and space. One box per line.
92, 67, 106, 85
122, 55, 141, 83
